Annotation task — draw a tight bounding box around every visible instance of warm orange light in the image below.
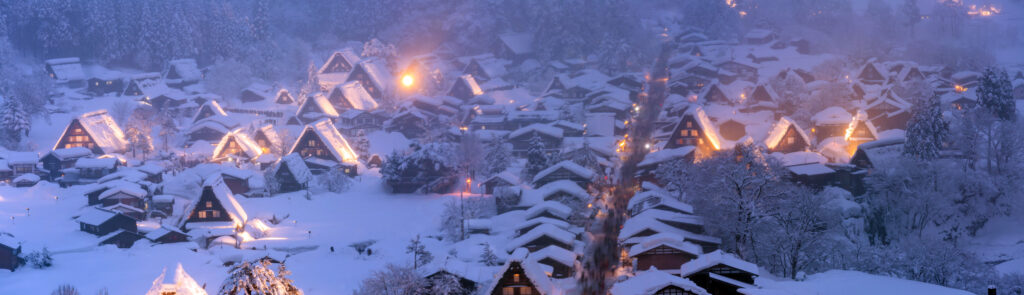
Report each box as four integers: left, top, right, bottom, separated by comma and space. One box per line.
401, 74, 414, 87
465, 178, 472, 185
954, 85, 967, 93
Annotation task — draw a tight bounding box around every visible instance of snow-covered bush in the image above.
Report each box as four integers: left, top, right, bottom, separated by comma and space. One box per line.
25, 247, 54, 269
312, 167, 353, 193
427, 272, 465, 295
50, 285, 79, 295
355, 264, 426, 295
479, 242, 501, 266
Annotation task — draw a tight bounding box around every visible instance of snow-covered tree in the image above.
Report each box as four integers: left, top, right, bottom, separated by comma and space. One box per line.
25, 247, 54, 269
406, 235, 433, 270
428, 272, 465, 295
901, 0, 921, 37
355, 264, 426, 295
313, 167, 352, 193
522, 134, 548, 181
0, 98, 30, 148
479, 242, 501, 266
759, 189, 843, 279
381, 143, 458, 193
205, 58, 254, 100
482, 139, 512, 178
904, 95, 948, 160
352, 130, 371, 161
362, 38, 397, 70
977, 67, 1016, 121
219, 258, 302, 295
493, 186, 521, 214
440, 195, 495, 241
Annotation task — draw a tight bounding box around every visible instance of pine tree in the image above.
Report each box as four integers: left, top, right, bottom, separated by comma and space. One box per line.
523, 133, 548, 181
0, 98, 30, 146
219, 258, 302, 295
479, 242, 501, 266
483, 139, 512, 178
977, 67, 1016, 121
406, 234, 433, 269
904, 95, 948, 160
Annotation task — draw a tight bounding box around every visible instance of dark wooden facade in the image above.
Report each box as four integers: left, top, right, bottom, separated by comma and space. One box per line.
0, 240, 21, 271
346, 64, 383, 100
634, 245, 698, 272
184, 186, 235, 224
490, 262, 541, 295
536, 257, 573, 279
685, 264, 757, 295
100, 230, 143, 248
79, 213, 137, 236
665, 114, 715, 154
275, 162, 308, 193
87, 77, 124, 95
55, 119, 104, 154
770, 125, 810, 153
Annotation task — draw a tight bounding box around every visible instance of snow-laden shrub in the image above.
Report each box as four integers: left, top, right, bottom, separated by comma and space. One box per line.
25, 247, 53, 269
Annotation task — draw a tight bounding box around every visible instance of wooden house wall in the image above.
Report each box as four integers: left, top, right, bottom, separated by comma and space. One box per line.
490, 262, 541, 295
184, 187, 234, 224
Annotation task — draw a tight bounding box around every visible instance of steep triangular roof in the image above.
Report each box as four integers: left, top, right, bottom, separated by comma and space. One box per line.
145, 264, 208, 295
330, 80, 379, 110
192, 100, 228, 124
846, 110, 879, 141
763, 116, 810, 150
296, 93, 340, 122
485, 248, 559, 295
212, 129, 263, 160
675, 106, 725, 150
318, 49, 361, 74
610, 269, 710, 295
55, 110, 129, 154
275, 88, 294, 104
288, 119, 358, 164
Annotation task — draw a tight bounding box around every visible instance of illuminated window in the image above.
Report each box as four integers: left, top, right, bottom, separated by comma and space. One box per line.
206, 201, 213, 208
513, 274, 520, 283
212, 210, 220, 218
786, 137, 795, 145
198, 211, 207, 218
519, 287, 533, 295
502, 287, 515, 295
686, 121, 693, 128
689, 130, 699, 137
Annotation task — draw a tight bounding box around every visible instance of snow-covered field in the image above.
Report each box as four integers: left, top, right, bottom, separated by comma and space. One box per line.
0, 175, 452, 294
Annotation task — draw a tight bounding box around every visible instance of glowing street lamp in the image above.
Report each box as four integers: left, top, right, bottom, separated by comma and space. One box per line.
401, 74, 415, 88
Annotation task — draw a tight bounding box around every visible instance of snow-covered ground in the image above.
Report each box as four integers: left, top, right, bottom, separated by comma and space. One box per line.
0, 174, 453, 294
754, 270, 974, 295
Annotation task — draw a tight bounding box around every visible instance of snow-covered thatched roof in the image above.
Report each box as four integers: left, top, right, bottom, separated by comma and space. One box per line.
279, 153, 313, 185
213, 129, 263, 160
610, 269, 710, 295
525, 201, 573, 221
166, 58, 202, 82
45, 57, 85, 82
509, 123, 564, 140
679, 250, 759, 277
145, 264, 208, 295
288, 119, 358, 164
56, 110, 129, 154
627, 233, 703, 259
506, 222, 575, 253
485, 248, 562, 295
297, 93, 341, 119
532, 161, 595, 184
811, 106, 852, 126
335, 80, 379, 110
763, 116, 810, 150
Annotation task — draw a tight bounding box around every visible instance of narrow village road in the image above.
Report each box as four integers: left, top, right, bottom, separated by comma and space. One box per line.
581, 42, 673, 294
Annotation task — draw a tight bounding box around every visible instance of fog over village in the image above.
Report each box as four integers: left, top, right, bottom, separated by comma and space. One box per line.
1, 0, 1024, 294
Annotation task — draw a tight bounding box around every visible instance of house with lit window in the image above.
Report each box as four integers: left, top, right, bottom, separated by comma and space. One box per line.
486, 248, 558, 295
844, 110, 880, 155
86, 69, 124, 96
507, 124, 564, 156
54, 110, 129, 155
44, 57, 85, 87
253, 124, 283, 155
810, 107, 853, 142
628, 233, 703, 274
192, 100, 228, 124
763, 117, 811, 154
287, 119, 359, 175
319, 49, 361, 75
275, 88, 295, 104
6, 152, 38, 178
664, 106, 724, 156
211, 129, 262, 163
462, 55, 508, 82
274, 153, 313, 193
178, 177, 248, 245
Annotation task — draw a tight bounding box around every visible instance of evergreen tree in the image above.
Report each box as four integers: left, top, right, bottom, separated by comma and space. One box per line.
0, 98, 30, 148
904, 95, 949, 160
479, 242, 501, 266
219, 258, 302, 295
406, 234, 433, 270
901, 0, 921, 37
482, 139, 512, 178
522, 133, 548, 181
977, 67, 1016, 121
